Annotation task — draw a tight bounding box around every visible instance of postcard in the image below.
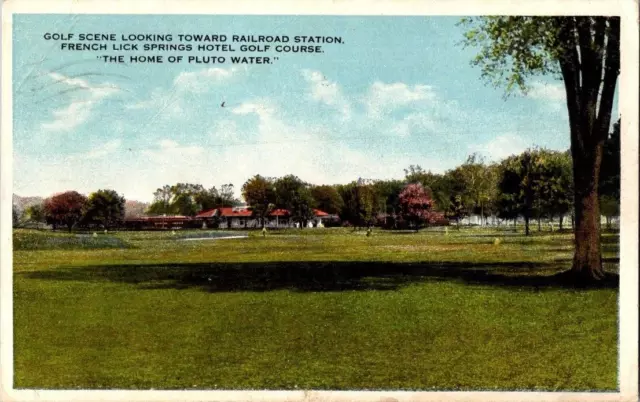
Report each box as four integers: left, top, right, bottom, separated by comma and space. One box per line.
1, 1, 638, 401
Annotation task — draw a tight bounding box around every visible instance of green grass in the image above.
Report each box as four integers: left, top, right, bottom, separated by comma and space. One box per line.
13, 227, 619, 390
13, 229, 132, 250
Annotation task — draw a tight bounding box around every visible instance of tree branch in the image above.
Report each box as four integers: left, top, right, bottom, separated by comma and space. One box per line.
557, 18, 582, 151
576, 17, 599, 134
596, 17, 620, 140
592, 17, 607, 83
576, 17, 595, 83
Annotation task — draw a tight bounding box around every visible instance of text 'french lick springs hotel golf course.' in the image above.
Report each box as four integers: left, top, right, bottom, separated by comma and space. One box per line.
9, 12, 627, 394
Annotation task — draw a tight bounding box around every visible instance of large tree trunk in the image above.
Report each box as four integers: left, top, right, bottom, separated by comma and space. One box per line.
557, 17, 619, 282
524, 215, 530, 236
559, 215, 564, 230
572, 150, 605, 281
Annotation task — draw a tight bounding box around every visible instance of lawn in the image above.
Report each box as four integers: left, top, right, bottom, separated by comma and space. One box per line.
12, 227, 619, 390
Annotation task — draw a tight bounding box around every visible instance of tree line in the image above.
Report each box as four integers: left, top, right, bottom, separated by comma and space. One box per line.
17, 189, 126, 232
14, 124, 619, 234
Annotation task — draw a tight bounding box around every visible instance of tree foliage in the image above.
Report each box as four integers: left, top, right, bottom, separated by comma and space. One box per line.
498, 152, 535, 234
310, 185, 344, 215
599, 118, 621, 229
534, 150, 573, 224
372, 179, 405, 223
599, 118, 621, 201
169, 183, 205, 216
337, 179, 380, 228
24, 203, 46, 224
83, 189, 126, 229
146, 183, 240, 216
43, 191, 88, 231
404, 165, 449, 214
498, 149, 573, 235
451, 154, 498, 224
599, 195, 619, 230
274, 175, 316, 227
195, 184, 240, 211
13, 205, 21, 228
147, 185, 173, 215
398, 183, 435, 231
242, 175, 276, 228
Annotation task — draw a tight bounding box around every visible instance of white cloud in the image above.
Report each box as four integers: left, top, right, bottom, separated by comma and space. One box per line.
125, 66, 240, 117
391, 121, 411, 138
15, 95, 440, 202
209, 119, 241, 142
19, 78, 463, 203
208, 98, 422, 192
143, 139, 204, 160
528, 83, 566, 113
364, 81, 437, 118
299, 75, 447, 138
173, 66, 240, 93
41, 73, 120, 132
85, 139, 122, 160
301, 69, 351, 120
468, 134, 530, 162
64, 139, 123, 162
385, 110, 439, 138
125, 87, 185, 118
41, 100, 94, 132
231, 100, 276, 119
526, 81, 566, 105
159, 139, 178, 148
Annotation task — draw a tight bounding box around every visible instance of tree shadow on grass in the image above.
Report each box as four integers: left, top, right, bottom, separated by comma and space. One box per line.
22, 259, 619, 293
539, 244, 618, 254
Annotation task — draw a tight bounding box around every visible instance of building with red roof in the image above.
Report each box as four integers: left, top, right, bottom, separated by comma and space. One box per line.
124, 207, 333, 230
216, 207, 254, 228
196, 207, 331, 229
269, 209, 290, 217
195, 209, 217, 218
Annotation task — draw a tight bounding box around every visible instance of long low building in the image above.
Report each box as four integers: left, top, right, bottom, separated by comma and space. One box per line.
122, 215, 201, 230
123, 207, 334, 230
197, 207, 332, 229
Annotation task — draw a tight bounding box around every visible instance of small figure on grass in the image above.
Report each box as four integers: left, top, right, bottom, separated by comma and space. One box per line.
493, 237, 501, 246
92, 232, 98, 238
366, 226, 372, 237
262, 227, 267, 237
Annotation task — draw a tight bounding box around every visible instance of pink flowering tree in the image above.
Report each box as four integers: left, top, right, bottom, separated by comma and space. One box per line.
399, 183, 436, 231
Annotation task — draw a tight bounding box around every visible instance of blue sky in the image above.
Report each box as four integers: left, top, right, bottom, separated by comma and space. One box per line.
12, 14, 618, 202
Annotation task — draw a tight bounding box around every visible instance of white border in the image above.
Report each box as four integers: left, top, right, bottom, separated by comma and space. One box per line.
1, 1, 638, 401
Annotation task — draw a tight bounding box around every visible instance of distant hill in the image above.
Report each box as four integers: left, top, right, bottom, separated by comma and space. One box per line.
12, 194, 44, 213
124, 200, 150, 218
13, 194, 149, 218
